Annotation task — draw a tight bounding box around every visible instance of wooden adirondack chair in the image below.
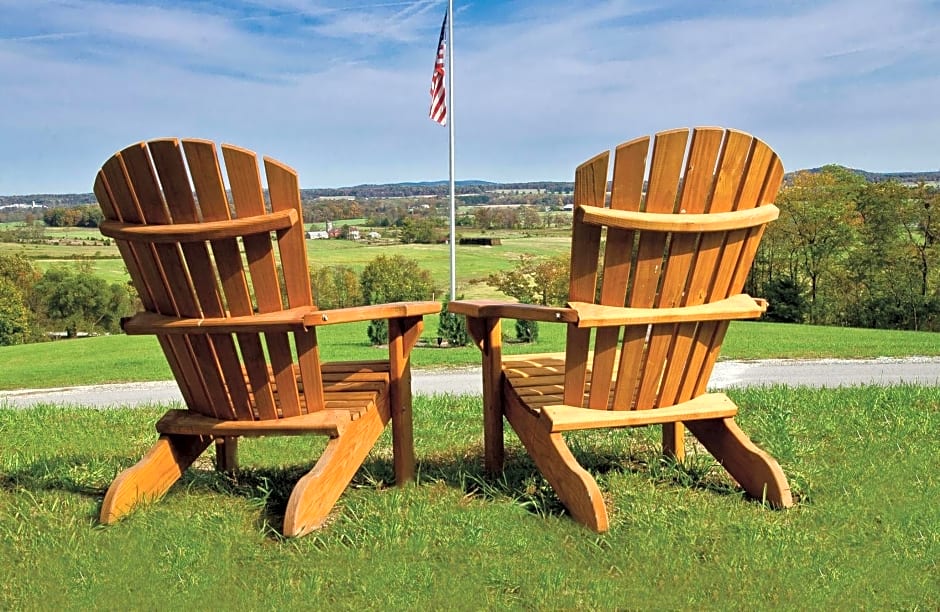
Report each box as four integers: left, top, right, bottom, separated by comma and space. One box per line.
94, 138, 439, 537
449, 127, 793, 532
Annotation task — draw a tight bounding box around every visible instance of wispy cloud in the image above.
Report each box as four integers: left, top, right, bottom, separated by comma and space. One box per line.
0, 0, 938, 193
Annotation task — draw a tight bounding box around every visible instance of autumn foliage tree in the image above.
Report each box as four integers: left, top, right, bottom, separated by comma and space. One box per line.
0, 253, 40, 344
487, 253, 569, 341
310, 265, 363, 310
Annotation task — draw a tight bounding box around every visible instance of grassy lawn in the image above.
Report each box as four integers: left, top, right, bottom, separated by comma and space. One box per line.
1, 386, 937, 608
2, 320, 939, 391
3, 230, 574, 298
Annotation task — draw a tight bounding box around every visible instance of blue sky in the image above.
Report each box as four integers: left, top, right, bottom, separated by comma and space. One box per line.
1, 0, 938, 194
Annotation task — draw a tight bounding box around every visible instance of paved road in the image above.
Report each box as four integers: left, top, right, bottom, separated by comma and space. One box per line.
2, 357, 939, 409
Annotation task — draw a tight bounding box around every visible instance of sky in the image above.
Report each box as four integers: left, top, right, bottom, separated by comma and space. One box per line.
1, 0, 939, 195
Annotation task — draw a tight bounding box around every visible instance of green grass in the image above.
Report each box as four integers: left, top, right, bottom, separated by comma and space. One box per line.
2, 320, 939, 391
305, 234, 572, 298
722, 320, 940, 359
3, 231, 574, 299
1, 386, 937, 608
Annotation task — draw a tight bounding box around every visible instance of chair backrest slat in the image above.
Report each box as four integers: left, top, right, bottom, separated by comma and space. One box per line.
564, 151, 608, 407
147, 140, 253, 419
589, 136, 648, 409
568, 127, 783, 411
222, 145, 303, 418
265, 157, 325, 408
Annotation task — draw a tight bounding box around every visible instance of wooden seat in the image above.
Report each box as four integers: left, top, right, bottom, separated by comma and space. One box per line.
450, 127, 793, 532
94, 138, 439, 537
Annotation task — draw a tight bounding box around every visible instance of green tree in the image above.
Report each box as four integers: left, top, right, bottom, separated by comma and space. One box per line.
897, 182, 940, 298
436, 296, 470, 346
400, 217, 443, 244
763, 278, 806, 323
849, 180, 940, 330
0, 277, 30, 345
773, 166, 864, 324
360, 255, 435, 345
31, 265, 137, 337
311, 265, 363, 310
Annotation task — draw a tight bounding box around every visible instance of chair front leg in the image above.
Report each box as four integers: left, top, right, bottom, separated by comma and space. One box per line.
387, 316, 424, 484
466, 315, 505, 473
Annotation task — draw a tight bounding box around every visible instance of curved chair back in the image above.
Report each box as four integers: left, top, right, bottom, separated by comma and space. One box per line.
94, 139, 324, 421
565, 127, 784, 410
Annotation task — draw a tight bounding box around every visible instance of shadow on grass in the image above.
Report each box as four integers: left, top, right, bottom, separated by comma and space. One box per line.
404, 441, 752, 521
0, 454, 110, 499
0, 438, 762, 538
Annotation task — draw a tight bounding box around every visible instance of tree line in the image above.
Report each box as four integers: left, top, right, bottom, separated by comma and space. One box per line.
2, 165, 938, 347
751, 165, 940, 331
0, 251, 463, 348
0, 254, 137, 345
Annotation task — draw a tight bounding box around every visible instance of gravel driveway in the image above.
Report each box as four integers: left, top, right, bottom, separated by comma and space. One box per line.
2, 357, 939, 409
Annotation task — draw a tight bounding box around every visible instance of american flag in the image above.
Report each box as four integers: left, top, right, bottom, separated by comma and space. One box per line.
429, 11, 447, 126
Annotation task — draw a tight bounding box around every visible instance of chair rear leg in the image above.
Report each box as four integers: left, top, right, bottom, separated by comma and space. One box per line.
283, 406, 389, 537
504, 394, 609, 532
100, 434, 211, 524
686, 418, 793, 508
215, 436, 239, 474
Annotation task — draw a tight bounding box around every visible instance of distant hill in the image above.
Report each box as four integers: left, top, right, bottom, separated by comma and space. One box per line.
3, 168, 938, 207
363, 180, 496, 188
797, 167, 940, 184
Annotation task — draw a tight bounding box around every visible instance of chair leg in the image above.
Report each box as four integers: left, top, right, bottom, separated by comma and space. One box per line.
100, 434, 211, 524
215, 436, 238, 474
504, 393, 609, 532
282, 405, 389, 537
686, 418, 793, 508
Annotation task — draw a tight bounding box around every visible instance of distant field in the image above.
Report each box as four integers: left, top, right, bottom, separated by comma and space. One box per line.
4, 228, 575, 299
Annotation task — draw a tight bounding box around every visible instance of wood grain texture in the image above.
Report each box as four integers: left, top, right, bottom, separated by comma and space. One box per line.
283, 398, 391, 537
504, 386, 609, 532
99, 434, 211, 525
95, 138, 433, 536
453, 128, 793, 531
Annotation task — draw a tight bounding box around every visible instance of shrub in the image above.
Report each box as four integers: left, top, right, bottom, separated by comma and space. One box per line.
360, 255, 435, 345
763, 277, 806, 323
514, 319, 539, 343
437, 297, 470, 347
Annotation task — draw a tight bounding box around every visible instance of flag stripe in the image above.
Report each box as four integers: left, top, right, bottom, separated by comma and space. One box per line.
429, 11, 447, 126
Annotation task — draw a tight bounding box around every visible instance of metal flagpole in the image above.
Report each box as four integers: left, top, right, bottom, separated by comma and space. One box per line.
447, 0, 456, 300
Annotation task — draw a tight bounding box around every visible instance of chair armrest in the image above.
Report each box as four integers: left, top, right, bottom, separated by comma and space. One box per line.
122, 301, 442, 335
567, 294, 767, 328
448, 299, 578, 323
302, 301, 441, 326
121, 307, 311, 335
